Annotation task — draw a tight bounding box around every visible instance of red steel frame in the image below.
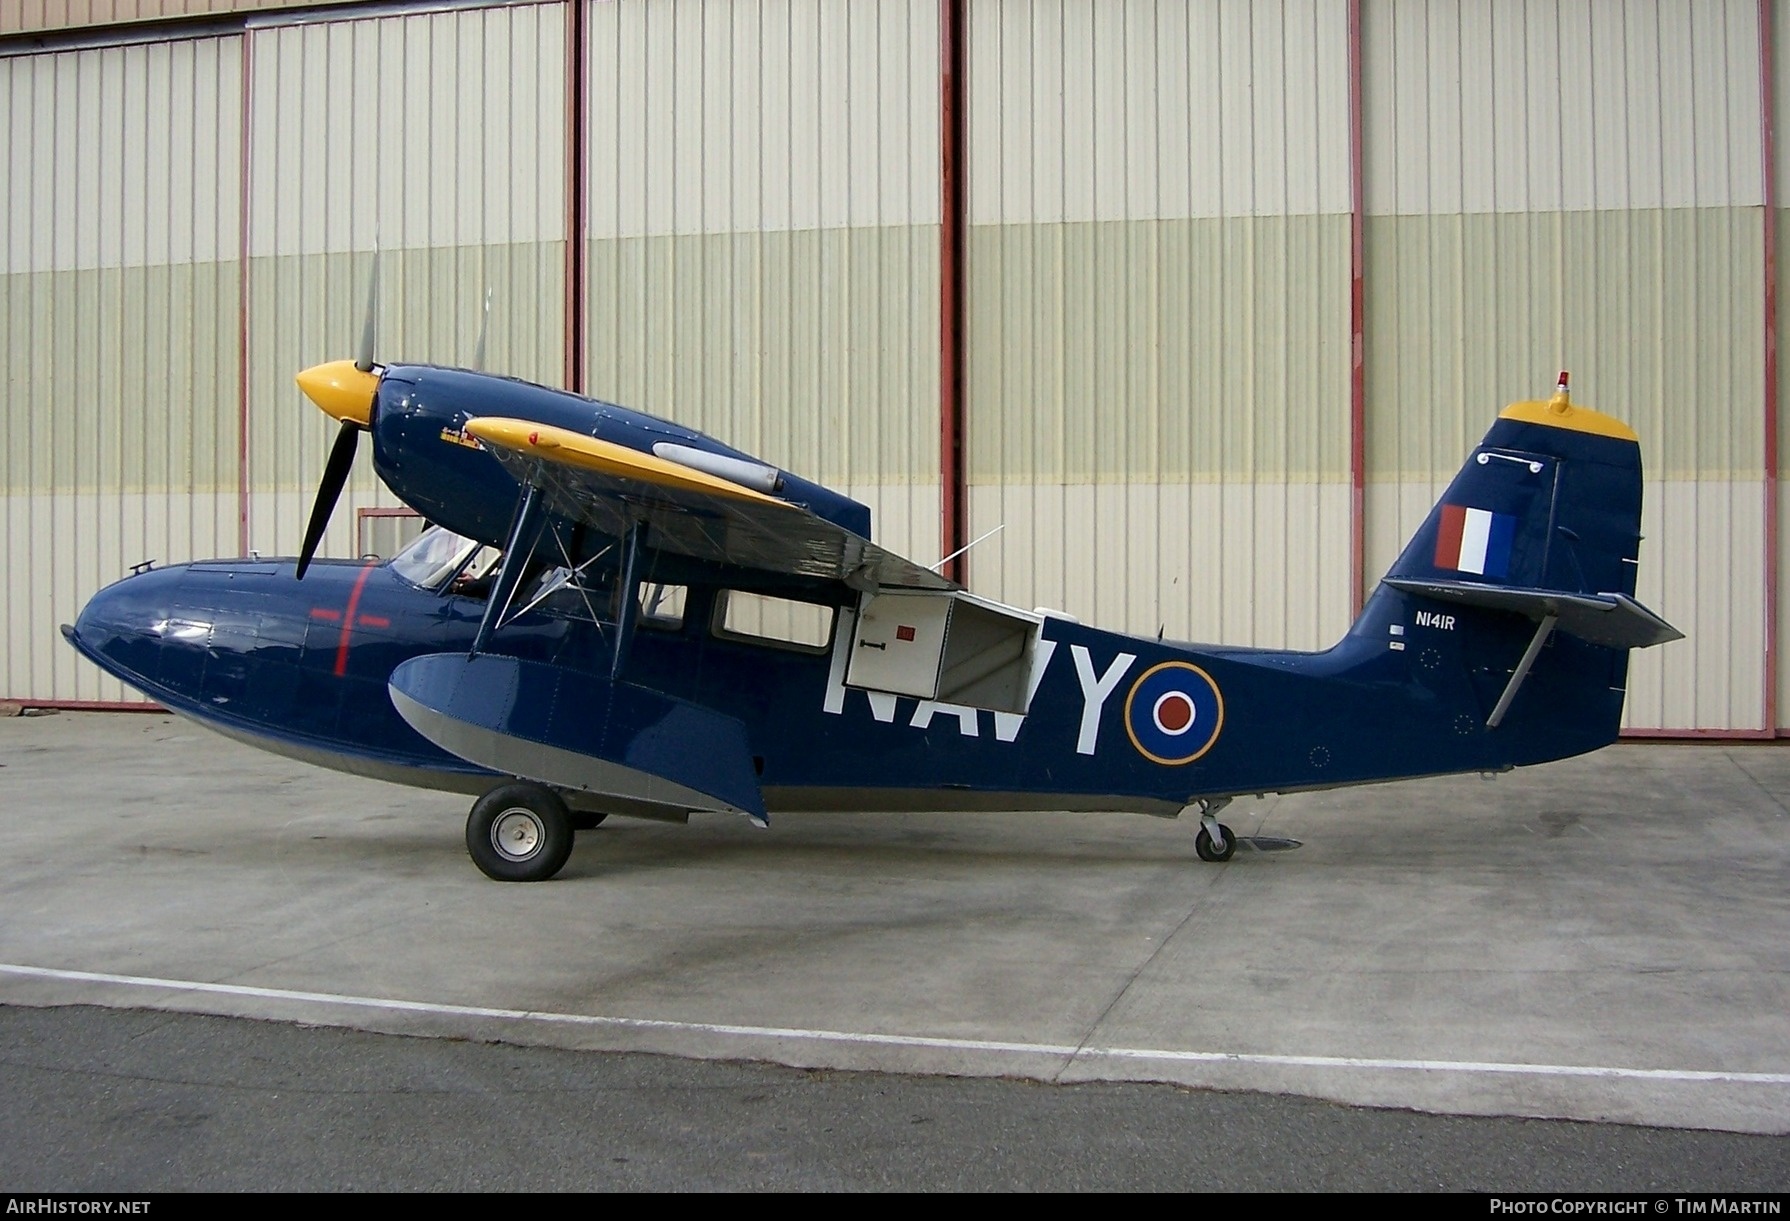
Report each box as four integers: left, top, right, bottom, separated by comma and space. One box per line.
937, 0, 968, 585
355, 505, 423, 557
1347, 0, 1367, 618
1763, 0, 1782, 737
563, 0, 587, 395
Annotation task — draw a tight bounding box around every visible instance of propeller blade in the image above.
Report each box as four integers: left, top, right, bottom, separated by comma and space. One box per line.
471, 288, 493, 372
355, 239, 380, 373
296, 420, 361, 580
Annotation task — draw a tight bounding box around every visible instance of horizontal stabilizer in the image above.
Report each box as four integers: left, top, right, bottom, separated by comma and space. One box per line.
389, 653, 766, 822
1383, 578, 1683, 649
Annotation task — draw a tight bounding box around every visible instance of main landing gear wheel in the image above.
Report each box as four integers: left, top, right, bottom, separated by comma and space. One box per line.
1191, 796, 1237, 863
1194, 823, 1237, 863
466, 782, 574, 882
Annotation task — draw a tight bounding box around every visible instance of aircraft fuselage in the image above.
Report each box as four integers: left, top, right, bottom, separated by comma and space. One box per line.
67, 550, 1624, 818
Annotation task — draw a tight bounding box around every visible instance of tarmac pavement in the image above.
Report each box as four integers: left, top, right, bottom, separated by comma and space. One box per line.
1, 711, 1786, 1136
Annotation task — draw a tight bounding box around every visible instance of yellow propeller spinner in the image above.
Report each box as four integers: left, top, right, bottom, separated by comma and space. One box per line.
294, 359, 378, 428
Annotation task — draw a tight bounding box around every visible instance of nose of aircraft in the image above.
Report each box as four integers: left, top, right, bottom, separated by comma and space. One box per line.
63, 565, 190, 688
295, 359, 379, 428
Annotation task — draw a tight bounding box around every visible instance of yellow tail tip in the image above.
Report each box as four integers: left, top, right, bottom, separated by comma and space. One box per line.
1500, 380, 1637, 442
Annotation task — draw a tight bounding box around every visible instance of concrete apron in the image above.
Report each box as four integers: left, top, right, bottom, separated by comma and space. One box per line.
1, 712, 1786, 1134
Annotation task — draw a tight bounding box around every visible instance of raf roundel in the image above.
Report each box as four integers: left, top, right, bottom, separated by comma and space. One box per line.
1124, 661, 1224, 766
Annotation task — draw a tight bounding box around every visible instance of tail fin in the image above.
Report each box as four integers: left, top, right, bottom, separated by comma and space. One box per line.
1363, 375, 1680, 763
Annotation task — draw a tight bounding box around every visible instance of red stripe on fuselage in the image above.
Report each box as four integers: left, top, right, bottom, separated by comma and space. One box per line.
333, 563, 377, 678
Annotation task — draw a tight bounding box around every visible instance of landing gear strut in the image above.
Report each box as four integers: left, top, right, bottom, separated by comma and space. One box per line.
1192, 797, 1236, 863
466, 781, 575, 882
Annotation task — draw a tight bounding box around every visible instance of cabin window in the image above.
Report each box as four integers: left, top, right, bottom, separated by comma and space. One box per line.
637, 582, 687, 629
714, 590, 834, 652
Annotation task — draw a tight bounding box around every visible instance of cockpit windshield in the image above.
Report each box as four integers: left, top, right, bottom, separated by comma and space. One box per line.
387, 525, 498, 592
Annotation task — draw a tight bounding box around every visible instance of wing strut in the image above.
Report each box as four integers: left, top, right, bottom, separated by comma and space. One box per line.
471, 481, 546, 656
611, 521, 646, 680
507, 541, 609, 626
1486, 612, 1558, 729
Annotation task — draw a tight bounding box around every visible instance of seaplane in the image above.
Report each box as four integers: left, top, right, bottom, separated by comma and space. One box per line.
63, 268, 1682, 881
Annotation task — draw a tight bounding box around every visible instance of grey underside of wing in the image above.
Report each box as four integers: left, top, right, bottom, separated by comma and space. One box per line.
487, 447, 957, 592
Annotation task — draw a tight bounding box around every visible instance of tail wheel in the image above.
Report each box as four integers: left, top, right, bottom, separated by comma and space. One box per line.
1195, 823, 1236, 863
467, 782, 574, 882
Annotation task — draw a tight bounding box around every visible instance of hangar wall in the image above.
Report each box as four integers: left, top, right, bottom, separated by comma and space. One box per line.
243, 2, 567, 566
1, 35, 243, 702
583, 0, 943, 569
963, 0, 1353, 651
1363, 0, 1768, 733
0, 0, 1781, 738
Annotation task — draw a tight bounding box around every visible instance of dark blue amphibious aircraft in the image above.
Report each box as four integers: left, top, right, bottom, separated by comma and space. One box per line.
64, 275, 1682, 881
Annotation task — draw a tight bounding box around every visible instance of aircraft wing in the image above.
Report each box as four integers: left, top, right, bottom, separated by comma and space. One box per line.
464, 417, 956, 592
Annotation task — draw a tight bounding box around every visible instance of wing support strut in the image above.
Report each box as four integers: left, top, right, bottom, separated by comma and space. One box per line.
1486, 612, 1558, 729
508, 538, 612, 629
471, 481, 546, 656
611, 520, 646, 680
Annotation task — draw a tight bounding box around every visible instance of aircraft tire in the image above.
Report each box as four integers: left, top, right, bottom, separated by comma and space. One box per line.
467, 782, 575, 882
1194, 824, 1236, 863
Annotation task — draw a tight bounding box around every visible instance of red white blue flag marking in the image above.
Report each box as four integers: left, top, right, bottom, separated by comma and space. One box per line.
1434, 504, 1515, 579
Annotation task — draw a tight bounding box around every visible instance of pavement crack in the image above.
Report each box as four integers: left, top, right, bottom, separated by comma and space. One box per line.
1050, 863, 1232, 1083
1723, 750, 1790, 818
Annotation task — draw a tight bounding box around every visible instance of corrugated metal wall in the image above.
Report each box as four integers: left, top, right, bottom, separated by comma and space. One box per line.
584, 0, 943, 565
1774, 1, 1790, 732
244, 2, 567, 565
963, 0, 1353, 651
1363, 0, 1766, 731
0, 0, 1781, 735
1, 34, 243, 701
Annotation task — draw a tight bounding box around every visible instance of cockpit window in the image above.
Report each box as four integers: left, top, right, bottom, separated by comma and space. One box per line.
387, 525, 496, 592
